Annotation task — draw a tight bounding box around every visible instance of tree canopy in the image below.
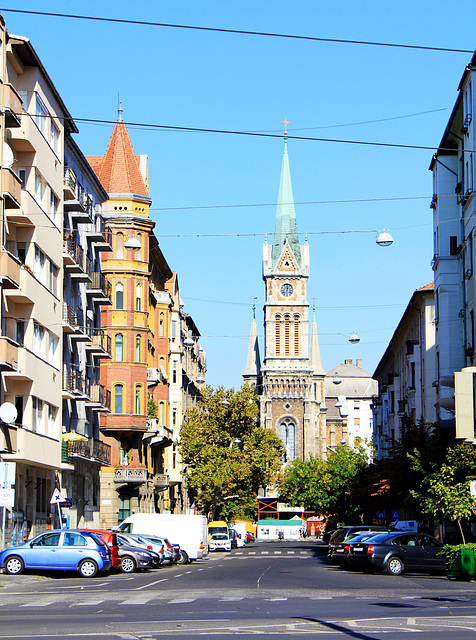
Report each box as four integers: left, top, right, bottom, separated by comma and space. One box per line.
178, 384, 284, 521
279, 443, 369, 522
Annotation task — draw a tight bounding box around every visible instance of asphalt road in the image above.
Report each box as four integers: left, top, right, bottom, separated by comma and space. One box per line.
1, 540, 476, 639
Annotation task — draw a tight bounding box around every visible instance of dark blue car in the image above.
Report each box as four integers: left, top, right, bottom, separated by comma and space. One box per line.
0, 529, 111, 577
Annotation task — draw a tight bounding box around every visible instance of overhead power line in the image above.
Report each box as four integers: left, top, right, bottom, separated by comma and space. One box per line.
1, 8, 473, 54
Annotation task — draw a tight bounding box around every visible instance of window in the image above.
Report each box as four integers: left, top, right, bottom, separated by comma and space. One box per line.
15, 320, 24, 346
32, 396, 44, 434
47, 405, 57, 439
293, 314, 299, 355
136, 283, 142, 311
33, 321, 45, 358
64, 533, 87, 547
114, 384, 124, 414
354, 418, 361, 428
410, 362, 416, 389
280, 419, 295, 462
49, 262, 58, 297
354, 400, 360, 410
171, 320, 177, 341
116, 232, 124, 259
159, 402, 165, 424
49, 119, 59, 154
135, 385, 141, 414
49, 190, 60, 227
450, 236, 458, 255
115, 282, 124, 309
159, 313, 165, 337
34, 170, 47, 210
275, 314, 281, 356
48, 332, 59, 367
18, 168, 26, 187
135, 335, 141, 362
136, 234, 142, 261
14, 396, 24, 427
35, 94, 49, 138
172, 404, 177, 426
284, 315, 290, 356
115, 334, 124, 361
172, 361, 178, 384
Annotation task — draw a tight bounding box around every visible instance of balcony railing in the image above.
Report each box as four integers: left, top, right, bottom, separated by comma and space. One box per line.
2, 168, 21, 208
63, 437, 111, 466
86, 272, 112, 302
3, 83, 22, 127
62, 365, 89, 396
62, 301, 77, 327
114, 466, 147, 484
88, 328, 112, 357
88, 383, 111, 410
64, 167, 76, 194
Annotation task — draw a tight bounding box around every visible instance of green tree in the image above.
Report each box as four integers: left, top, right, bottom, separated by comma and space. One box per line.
279, 444, 369, 522
409, 443, 476, 544
179, 385, 284, 521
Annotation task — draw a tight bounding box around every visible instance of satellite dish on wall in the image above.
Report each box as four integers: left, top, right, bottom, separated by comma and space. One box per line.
3, 142, 15, 169
0, 402, 18, 424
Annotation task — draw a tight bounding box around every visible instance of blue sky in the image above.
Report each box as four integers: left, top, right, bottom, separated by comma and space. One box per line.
4, 1, 476, 389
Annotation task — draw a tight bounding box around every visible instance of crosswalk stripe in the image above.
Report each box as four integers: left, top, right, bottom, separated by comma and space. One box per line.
22, 600, 56, 607
167, 598, 196, 604
69, 600, 105, 607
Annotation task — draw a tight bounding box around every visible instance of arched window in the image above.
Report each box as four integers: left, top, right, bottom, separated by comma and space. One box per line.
159, 313, 165, 337
135, 385, 141, 414
114, 384, 124, 414
115, 334, 124, 361
284, 315, 290, 356
280, 419, 295, 462
135, 334, 141, 362
275, 314, 281, 356
293, 314, 300, 356
116, 232, 124, 259
115, 282, 124, 309
135, 282, 142, 311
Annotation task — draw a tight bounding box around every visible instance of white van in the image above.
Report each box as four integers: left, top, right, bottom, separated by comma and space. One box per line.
116, 514, 208, 564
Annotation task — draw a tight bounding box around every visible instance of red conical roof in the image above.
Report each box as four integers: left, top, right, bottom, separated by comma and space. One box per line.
87, 116, 148, 197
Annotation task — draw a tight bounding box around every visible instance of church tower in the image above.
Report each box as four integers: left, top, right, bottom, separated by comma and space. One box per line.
245, 126, 327, 461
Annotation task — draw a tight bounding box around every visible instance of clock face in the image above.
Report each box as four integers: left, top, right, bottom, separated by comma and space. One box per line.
281, 283, 293, 297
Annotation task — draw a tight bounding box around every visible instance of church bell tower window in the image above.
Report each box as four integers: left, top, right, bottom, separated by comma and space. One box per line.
275, 314, 281, 356
284, 315, 290, 356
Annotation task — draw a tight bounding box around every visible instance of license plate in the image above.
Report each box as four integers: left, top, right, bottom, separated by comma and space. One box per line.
353, 546, 364, 552
335, 548, 345, 553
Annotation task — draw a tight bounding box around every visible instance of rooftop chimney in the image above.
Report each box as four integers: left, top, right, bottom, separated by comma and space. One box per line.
345, 359, 352, 365
356, 359, 362, 368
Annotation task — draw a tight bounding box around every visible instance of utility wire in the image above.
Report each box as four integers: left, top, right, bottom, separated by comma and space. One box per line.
1, 8, 473, 54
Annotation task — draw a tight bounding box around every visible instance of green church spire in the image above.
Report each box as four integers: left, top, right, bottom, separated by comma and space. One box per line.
271, 131, 301, 268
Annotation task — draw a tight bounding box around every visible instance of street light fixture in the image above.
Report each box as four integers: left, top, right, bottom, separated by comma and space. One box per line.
376, 230, 393, 247
332, 372, 342, 385
348, 332, 360, 344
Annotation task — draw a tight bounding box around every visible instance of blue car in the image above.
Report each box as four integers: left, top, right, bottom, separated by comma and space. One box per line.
0, 529, 111, 578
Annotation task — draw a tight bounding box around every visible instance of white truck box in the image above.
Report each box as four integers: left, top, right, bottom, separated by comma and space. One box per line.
116, 514, 208, 563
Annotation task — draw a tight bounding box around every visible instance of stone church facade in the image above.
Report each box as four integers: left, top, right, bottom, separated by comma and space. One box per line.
244, 136, 328, 461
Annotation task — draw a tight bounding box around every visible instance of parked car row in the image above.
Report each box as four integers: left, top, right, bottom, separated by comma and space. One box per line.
0, 528, 184, 578
328, 527, 446, 575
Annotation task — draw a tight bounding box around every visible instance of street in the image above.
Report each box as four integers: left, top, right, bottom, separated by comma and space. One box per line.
1, 540, 476, 639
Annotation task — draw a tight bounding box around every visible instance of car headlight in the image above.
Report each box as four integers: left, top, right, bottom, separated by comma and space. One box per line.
138, 552, 150, 557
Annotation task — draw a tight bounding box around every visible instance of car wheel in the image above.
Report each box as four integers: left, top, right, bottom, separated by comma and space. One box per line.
386, 556, 404, 576
5, 555, 24, 575
78, 559, 98, 578
177, 550, 189, 564
120, 555, 136, 573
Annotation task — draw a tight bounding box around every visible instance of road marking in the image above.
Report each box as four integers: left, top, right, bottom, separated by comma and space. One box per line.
133, 578, 168, 591
248, 551, 256, 555
184, 571, 192, 574
274, 551, 282, 554
267, 597, 288, 601
174, 574, 183, 578
69, 600, 104, 607
219, 597, 244, 601
21, 600, 57, 607
167, 598, 196, 604
119, 595, 156, 605
287, 551, 295, 554
261, 551, 269, 555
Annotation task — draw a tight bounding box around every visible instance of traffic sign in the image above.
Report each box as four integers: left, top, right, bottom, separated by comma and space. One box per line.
0, 488, 15, 507
472, 502, 476, 517
50, 488, 67, 505
470, 480, 476, 498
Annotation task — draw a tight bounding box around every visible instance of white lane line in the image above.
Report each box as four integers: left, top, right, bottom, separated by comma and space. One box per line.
167, 598, 196, 604
133, 578, 168, 591
274, 551, 282, 555
184, 571, 192, 574
119, 595, 155, 605
287, 551, 295, 554
248, 551, 256, 555
267, 597, 288, 601
22, 600, 57, 607
261, 551, 269, 555
219, 597, 244, 601
69, 600, 105, 607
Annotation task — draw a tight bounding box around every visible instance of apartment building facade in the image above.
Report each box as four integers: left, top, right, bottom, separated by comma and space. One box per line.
430, 51, 476, 439
372, 283, 436, 459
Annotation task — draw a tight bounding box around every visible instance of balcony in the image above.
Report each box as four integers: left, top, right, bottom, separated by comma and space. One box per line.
143, 418, 173, 446
85, 328, 112, 359
62, 437, 111, 466
152, 474, 169, 491
147, 367, 160, 385
114, 466, 147, 484
0, 423, 17, 454
6, 113, 38, 153
62, 365, 90, 399
86, 217, 113, 251
86, 383, 111, 412
86, 272, 112, 305
63, 167, 76, 200
3, 83, 22, 128
0, 336, 18, 372
3, 265, 38, 305
2, 168, 21, 209
0, 251, 20, 289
